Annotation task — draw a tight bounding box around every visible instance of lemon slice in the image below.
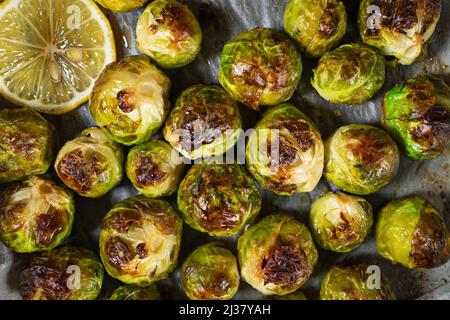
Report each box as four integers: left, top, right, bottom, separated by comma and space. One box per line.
0, 0, 116, 114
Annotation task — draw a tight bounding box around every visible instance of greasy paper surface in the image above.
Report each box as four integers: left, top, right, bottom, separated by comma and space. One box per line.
0, 0, 449, 300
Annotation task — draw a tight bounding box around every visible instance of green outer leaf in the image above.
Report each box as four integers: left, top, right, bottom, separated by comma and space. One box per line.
181, 242, 240, 300
311, 43, 385, 105
177, 163, 261, 237
382, 76, 450, 160
284, 0, 347, 57
0, 108, 55, 183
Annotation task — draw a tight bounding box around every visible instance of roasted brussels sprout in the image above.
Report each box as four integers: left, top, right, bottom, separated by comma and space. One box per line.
320, 264, 395, 300
94, 0, 147, 12
136, 0, 202, 69
109, 285, 160, 300
19, 246, 103, 300
126, 140, 184, 198
284, 0, 347, 57
376, 196, 450, 269
246, 103, 324, 195
218, 28, 302, 110
54, 127, 124, 198
178, 164, 261, 237
181, 242, 240, 300
311, 43, 385, 105
0, 177, 74, 253
89, 55, 171, 146
382, 76, 450, 160
0, 108, 55, 183
359, 0, 441, 65
238, 214, 318, 295
100, 196, 183, 285
266, 290, 307, 300
163, 85, 242, 159
324, 124, 399, 195
310, 192, 373, 252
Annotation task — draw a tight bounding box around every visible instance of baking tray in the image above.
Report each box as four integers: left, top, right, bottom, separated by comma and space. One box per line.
0, 0, 449, 300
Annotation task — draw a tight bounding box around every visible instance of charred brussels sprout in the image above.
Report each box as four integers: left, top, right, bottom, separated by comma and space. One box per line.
382, 76, 450, 160
266, 290, 307, 300
0, 108, 55, 183
310, 192, 373, 252
55, 127, 123, 198
324, 124, 399, 195
126, 140, 184, 198
246, 103, 324, 195
100, 196, 183, 285
238, 214, 318, 295
311, 43, 385, 105
376, 196, 450, 269
0, 177, 74, 253
90, 55, 171, 146
94, 0, 147, 12
359, 0, 441, 65
177, 164, 261, 237
163, 85, 242, 159
320, 264, 395, 300
19, 246, 103, 300
181, 242, 240, 300
109, 285, 160, 300
284, 0, 347, 57
218, 28, 302, 110
136, 0, 202, 68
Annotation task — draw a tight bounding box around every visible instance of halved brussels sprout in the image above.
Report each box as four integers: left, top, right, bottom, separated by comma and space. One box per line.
163, 85, 242, 160
100, 196, 183, 285
126, 139, 184, 198
359, 0, 441, 65
284, 0, 347, 57
54, 127, 123, 198
177, 164, 261, 237
136, 0, 202, 69
324, 124, 399, 195
266, 290, 307, 300
238, 214, 318, 296
310, 192, 373, 253
89, 55, 171, 146
246, 103, 324, 195
218, 28, 302, 110
382, 76, 450, 160
181, 242, 240, 300
311, 43, 385, 105
0, 176, 74, 253
376, 196, 450, 269
320, 264, 395, 300
94, 0, 147, 12
109, 285, 160, 300
19, 246, 103, 300
0, 108, 55, 183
